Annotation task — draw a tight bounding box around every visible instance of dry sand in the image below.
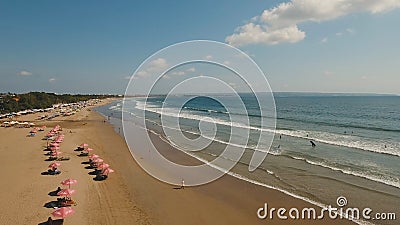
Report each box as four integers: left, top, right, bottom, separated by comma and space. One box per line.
0, 101, 355, 225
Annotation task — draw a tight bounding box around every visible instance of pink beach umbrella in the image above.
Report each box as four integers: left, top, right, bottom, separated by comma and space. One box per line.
50, 143, 60, 147
79, 143, 89, 148
97, 163, 109, 169
51, 207, 75, 219
57, 188, 76, 196
91, 158, 103, 163
88, 154, 99, 159
61, 178, 78, 189
101, 168, 114, 175
50, 146, 60, 151
83, 148, 93, 152
51, 151, 62, 156
48, 162, 61, 168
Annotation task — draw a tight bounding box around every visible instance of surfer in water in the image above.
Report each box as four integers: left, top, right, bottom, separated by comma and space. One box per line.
310, 140, 316, 147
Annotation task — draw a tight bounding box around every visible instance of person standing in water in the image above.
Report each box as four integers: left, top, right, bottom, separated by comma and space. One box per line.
181, 179, 185, 189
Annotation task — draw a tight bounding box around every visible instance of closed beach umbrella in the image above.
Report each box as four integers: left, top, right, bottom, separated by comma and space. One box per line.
51, 207, 75, 219
57, 188, 76, 196
101, 168, 114, 175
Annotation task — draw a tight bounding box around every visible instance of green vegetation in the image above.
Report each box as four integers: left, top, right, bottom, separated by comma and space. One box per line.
0, 92, 117, 114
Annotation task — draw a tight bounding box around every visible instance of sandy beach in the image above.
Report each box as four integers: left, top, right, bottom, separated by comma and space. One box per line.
0, 100, 355, 225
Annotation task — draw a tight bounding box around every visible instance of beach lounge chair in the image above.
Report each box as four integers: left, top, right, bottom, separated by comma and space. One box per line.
56, 157, 70, 161
47, 156, 57, 161
78, 152, 88, 156
47, 217, 64, 225
47, 169, 61, 175
60, 199, 77, 207
94, 174, 108, 181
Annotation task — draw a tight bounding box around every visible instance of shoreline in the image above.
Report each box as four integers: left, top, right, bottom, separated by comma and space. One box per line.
95, 101, 357, 225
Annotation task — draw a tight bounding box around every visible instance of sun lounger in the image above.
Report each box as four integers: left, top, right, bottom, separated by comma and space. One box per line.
56, 157, 70, 161
94, 174, 108, 181
47, 156, 57, 161
78, 152, 88, 156
47, 217, 64, 225
60, 199, 77, 207
47, 169, 61, 175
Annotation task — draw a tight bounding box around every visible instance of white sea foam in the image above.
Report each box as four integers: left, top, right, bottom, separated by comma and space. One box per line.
133, 100, 400, 157
291, 156, 400, 189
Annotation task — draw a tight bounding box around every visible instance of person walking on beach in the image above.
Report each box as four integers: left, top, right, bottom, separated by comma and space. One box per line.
181, 179, 185, 189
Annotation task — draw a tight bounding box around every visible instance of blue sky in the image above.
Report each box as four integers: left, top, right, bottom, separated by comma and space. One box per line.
0, 0, 399, 94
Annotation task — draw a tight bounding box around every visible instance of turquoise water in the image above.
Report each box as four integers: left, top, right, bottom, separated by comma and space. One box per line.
98, 94, 400, 225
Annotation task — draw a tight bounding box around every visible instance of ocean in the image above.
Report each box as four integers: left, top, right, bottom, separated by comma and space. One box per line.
96, 93, 400, 225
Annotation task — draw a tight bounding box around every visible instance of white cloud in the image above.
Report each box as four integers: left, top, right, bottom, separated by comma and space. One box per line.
223, 60, 231, 65
186, 67, 196, 72
336, 32, 343, 36
228, 82, 237, 88
321, 37, 328, 43
147, 58, 168, 72
226, 23, 305, 46
226, 0, 400, 46
346, 28, 355, 34
18, 70, 32, 76
135, 58, 169, 78
136, 71, 149, 77
49, 78, 56, 83
171, 71, 185, 76
204, 55, 213, 60
324, 70, 334, 76
124, 76, 132, 80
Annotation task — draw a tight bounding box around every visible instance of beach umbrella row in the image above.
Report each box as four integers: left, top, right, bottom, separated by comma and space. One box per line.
46, 125, 61, 137
87, 150, 115, 177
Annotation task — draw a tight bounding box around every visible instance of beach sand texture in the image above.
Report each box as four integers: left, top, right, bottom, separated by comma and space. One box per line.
0, 102, 353, 225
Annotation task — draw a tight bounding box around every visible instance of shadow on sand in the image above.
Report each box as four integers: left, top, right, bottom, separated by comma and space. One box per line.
38, 218, 64, 225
